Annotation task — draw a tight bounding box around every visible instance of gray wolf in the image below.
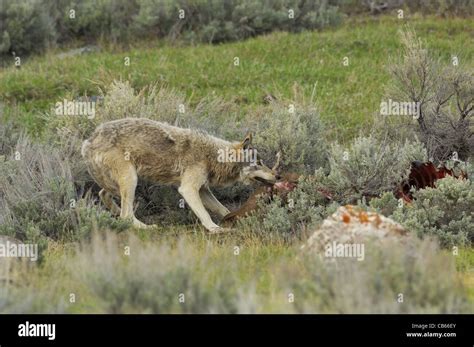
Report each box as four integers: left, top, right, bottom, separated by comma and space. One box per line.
81, 118, 280, 232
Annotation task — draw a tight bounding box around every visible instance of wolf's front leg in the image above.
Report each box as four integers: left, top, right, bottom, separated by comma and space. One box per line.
179, 169, 222, 233
199, 187, 230, 219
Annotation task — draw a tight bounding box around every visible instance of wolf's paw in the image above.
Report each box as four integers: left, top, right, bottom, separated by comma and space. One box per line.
133, 219, 156, 229
207, 226, 232, 234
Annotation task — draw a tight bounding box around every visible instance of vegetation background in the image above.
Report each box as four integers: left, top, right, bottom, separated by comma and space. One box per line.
0, 0, 473, 313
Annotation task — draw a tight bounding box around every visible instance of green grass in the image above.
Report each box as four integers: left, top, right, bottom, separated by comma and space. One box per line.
1, 15, 473, 140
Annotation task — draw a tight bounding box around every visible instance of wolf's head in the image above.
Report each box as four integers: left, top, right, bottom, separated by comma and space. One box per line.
235, 133, 281, 186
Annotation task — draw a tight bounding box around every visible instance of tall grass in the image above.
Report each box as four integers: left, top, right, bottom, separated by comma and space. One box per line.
0, 230, 470, 313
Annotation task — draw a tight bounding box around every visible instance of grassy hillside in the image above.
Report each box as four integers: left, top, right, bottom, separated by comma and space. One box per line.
0, 14, 473, 313
1, 15, 473, 140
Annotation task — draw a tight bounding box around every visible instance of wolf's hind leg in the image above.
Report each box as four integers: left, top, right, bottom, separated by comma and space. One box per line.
114, 162, 151, 228
200, 187, 230, 219
99, 189, 121, 216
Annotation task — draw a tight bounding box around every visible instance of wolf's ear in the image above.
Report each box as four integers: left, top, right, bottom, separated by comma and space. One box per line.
242, 132, 253, 150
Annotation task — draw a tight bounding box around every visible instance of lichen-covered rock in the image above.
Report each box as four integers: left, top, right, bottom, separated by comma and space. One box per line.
302, 205, 409, 253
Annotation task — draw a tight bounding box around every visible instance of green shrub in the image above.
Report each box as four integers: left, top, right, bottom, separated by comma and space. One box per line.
393, 177, 473, 248
66, 0, 139, 42
368, 191, 399, 217
380, 28, 474, 163
0, 0, 57, 55
402, 0, 474, 17
1, 0, 343, 57
134, 0, 343, 44
324, 135, 427, 203
0, 135, 130, 254
335, 0, 474, 17
369, 177, 474, 248
253, 104, 328, 174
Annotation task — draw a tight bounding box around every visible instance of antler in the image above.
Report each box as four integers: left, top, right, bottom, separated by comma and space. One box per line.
272, 151, 282, 171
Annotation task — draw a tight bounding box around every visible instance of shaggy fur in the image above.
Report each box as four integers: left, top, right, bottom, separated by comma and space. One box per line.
82, 118, 278, 232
